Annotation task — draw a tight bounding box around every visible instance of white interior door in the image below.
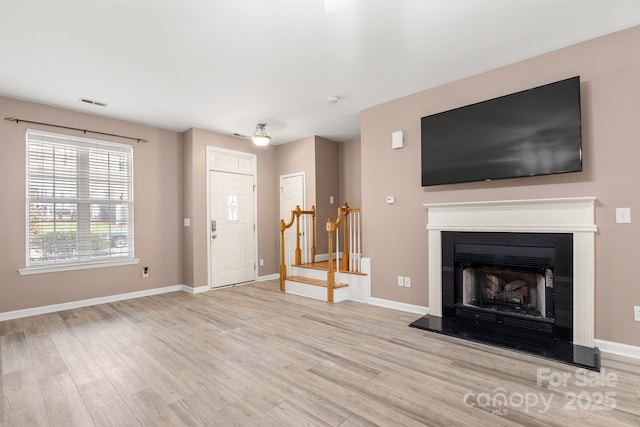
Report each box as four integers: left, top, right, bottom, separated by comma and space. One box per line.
280, 173, 305, 267
210, 170, 255, 287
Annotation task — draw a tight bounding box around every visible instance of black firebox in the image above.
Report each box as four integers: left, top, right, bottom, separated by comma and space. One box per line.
410, 231, 601, 370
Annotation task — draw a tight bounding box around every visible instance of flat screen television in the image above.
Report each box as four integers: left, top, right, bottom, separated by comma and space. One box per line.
421, 76, 582, 187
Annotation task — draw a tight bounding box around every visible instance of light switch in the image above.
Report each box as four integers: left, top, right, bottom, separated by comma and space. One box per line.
615, 208, 631, 224
386, 196, 395, 204
184, 218, 191, 227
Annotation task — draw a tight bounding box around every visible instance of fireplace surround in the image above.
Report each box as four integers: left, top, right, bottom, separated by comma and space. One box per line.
410, 197, 600, 370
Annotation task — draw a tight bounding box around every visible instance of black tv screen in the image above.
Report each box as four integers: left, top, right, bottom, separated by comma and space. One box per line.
421, 76, 582, 186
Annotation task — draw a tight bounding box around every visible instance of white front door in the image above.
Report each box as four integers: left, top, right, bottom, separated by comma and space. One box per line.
210, 170, 255, 287
280, 173, 305, 267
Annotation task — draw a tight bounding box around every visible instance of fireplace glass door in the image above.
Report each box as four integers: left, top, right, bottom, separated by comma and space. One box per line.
461, 265, 552, 318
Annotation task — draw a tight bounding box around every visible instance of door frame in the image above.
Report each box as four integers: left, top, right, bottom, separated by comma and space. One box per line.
206, 145, 258, 290
280, 172, 306, 267
279, 171, 306, 220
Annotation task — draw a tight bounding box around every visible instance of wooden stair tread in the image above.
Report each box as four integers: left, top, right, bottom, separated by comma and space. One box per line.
287, 276, 348, 288
292, 262, 367, 276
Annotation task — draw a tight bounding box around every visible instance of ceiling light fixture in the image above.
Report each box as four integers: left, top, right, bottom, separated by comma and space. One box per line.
251, 123, 271, 146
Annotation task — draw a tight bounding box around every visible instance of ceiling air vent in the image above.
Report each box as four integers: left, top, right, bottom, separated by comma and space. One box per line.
79, 98, 108, 107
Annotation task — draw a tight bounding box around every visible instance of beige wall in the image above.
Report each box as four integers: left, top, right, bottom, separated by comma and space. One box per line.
181, 128, 279, 288
181, 129, 198, 286
361, 26, 640, 347
275, 136, 340, 255
275, 136, 317, 214
276, 136, 320, 251
314, 137, 340, 254
339, 137, 361, 207
0, 96, 183, 312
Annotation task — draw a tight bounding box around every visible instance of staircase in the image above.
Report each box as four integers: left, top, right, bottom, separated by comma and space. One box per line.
286, 259, 371, 303
279, 204, 370, 303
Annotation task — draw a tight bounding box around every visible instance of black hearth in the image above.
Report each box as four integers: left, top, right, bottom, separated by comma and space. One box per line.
410, 231, 600, 370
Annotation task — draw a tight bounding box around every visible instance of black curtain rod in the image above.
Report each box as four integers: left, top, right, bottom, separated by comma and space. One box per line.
4, 117, 149, 143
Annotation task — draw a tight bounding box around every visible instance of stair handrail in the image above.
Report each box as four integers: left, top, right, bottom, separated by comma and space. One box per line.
279, 205, 316, 292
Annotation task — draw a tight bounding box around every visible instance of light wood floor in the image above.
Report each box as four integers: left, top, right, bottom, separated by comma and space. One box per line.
1, 281, 639, 426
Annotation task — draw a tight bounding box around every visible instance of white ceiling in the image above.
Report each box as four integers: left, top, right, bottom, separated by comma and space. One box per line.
1, 0, 639, 144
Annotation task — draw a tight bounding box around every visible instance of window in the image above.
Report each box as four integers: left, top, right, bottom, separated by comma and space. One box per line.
22, 129, 136, 273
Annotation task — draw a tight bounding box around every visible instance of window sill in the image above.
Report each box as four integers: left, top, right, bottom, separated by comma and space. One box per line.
18, 258, 140, 275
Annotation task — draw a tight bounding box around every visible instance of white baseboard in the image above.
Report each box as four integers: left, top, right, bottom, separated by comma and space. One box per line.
316, 252, 343, 262
258, 273, 279, 282
315, 253, 329, 262
595, 339, 640, 360
0, 284, 188, 321
182, 285, 209, 294
367, 297, 429, 315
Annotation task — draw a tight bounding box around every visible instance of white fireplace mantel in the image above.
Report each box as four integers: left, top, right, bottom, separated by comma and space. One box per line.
424, 197, 597, 233
424, 197, 597, 348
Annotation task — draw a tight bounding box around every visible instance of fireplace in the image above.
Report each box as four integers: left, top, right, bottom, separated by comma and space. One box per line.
443, 231, 573, 350
410, 198, 600, 370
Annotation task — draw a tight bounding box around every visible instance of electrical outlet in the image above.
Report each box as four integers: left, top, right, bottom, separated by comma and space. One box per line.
142, 267, 149, 278
259, 259, 264, 266
634, 306, 640, 322
404, 276, 411, 288
397, 276, 404, 287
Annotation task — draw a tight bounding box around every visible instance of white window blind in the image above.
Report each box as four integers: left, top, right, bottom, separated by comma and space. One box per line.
25, 129, 134, 270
